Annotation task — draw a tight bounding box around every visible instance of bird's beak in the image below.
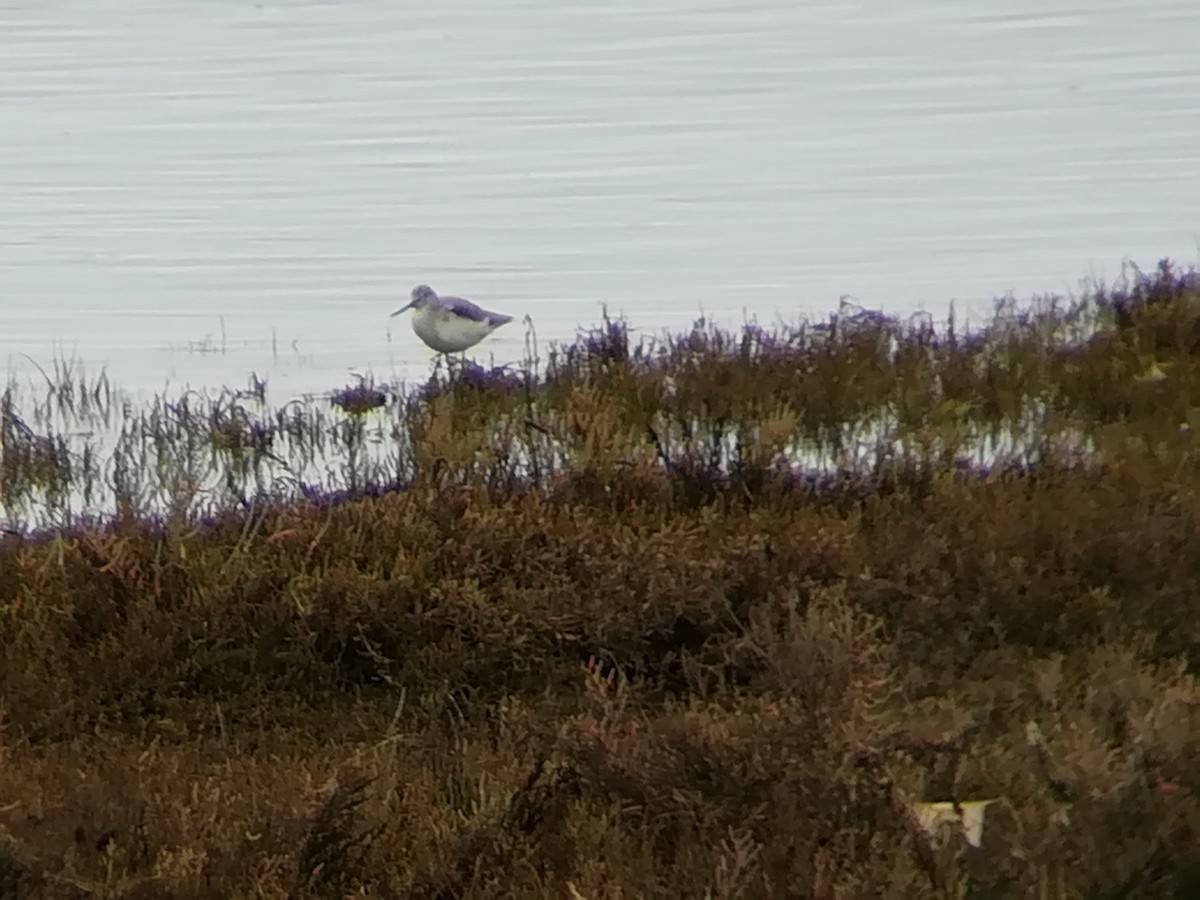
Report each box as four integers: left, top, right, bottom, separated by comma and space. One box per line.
390, 302, 414, 318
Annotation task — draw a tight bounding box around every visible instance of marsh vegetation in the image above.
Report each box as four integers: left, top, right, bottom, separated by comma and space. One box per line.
1, 260, 1198, 897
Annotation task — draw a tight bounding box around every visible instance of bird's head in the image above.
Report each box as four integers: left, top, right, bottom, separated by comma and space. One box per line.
391, 283, 438, 317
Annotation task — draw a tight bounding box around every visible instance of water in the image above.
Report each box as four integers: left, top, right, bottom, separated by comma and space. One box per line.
2, 0, 1199, 400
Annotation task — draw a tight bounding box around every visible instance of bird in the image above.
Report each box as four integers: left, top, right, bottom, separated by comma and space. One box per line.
390, 284, 514, 354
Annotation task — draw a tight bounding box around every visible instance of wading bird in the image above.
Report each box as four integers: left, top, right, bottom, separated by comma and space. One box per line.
391, 283, 514, 354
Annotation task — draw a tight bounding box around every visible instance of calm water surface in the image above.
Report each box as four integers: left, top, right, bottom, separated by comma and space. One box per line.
2, 0, 1198, 398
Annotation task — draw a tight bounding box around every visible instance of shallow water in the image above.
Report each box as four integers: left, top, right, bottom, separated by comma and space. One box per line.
2, 0, 1199, 399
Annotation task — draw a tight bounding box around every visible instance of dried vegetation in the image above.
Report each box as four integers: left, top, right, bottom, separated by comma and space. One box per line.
1, 260, 1199, 897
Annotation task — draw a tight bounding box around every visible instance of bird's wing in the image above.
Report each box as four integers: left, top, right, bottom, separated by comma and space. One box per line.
442, 295, 511, 326
440, 295, 491, 323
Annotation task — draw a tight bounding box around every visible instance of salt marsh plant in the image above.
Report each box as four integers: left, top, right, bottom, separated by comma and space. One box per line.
1, 260, 1198, 897
7, 260, 1200, 534
4, 263, 1198, 532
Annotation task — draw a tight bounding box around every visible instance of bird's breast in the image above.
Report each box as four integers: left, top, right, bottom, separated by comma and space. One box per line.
411, 306, 495, 353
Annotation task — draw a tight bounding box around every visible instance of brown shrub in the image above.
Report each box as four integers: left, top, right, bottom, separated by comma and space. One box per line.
2, 264, 1200, 896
